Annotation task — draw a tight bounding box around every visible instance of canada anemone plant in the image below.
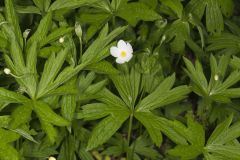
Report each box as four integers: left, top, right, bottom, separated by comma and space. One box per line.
1, 0, 240, 160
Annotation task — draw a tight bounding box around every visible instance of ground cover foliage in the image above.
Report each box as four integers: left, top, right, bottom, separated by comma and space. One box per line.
0, 0, 240, 159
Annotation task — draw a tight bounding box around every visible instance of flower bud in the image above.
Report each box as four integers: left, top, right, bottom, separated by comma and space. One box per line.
59, 37, 65, 43
48, 157, 56, 160
4, 68, 11, 75
75, 22, 82, 38
23, 29, 31, 39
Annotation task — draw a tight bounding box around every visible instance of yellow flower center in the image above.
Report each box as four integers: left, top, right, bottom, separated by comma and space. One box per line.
120, 51, 127, 58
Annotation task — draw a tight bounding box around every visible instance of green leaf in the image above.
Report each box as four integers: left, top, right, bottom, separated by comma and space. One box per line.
0, 116, 11, 128
61, 79, 77, 121
207, 115, 233, 145
81, 25, 127, 65
27, 12, 52, 46
33, 101, 70, 126
10, 105, 32, 129
40, 27, 74, 47
78, 12, 110, 41
218, 0, 234, 17
11, 128, 38, 144
4, 0, 23, 48
135, 112, 161, 146
0, 128, 20, 143
37, 47, 70, 97
135, 112, 187, 146
159, 0, 183, 18
186, 0, 224, 34
33, 0, 51, 11
49, 0, 100, 10
86, 112, 129, 150
96, 88, 128, 109
207, 33, 240, 51
168, 114, 205, 159
117, 2, 161, 26
82, 103, 129, 121
183, 57, 208, 96
40, 120, 57, 144
0, 88, 29, 104
136, 75, 190, 111
15, 5, 41, 14
78, 79, 108, 101
25, 41, 38, 97
206, 145, 240, 159
0, 143, 19, 160
168, 145, 203, 160
110, 68, 141, 107
85, 60, 119, 74
164, 20, 192, 54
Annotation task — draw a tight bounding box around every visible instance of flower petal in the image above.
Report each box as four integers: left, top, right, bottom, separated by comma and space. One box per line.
110, 47, 120, 57
126, 42, 133, 54
117, 40, 127, 50
125, 52, 133, 62
116, 57, 125, 64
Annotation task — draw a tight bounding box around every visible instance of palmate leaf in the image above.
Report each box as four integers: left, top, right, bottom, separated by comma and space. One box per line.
207, 33, 240, 52
86, 112, 129, 150
110, 68, 141, 108
135, 112, 187, 146
203, 116, 240, 159
116, 2, 161, 26
186, 0, 234, 34
78, 0, 160, 40
0, 88, 29, 104
136, 74, 190, 112
164, 19, 202, 54
81, 88, 130, 150
168, 114, 205, 159
49, 0, 101, 10
33, 101, 70, 126
184, 56, 240, 103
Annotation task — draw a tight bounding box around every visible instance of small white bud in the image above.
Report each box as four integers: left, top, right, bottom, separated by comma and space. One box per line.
75, 22, 82, 38
214, 74, 219, 81
59, 37, 65, 43
4, 68, 11, 75
23, 29, 31, 39
48, 157, 56, 160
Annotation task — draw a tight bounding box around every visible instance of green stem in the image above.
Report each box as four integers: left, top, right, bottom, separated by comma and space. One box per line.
112, 15, 116, 28
79, 37, 83, 63
127, 113, 133, 160
127, 114, 133, 145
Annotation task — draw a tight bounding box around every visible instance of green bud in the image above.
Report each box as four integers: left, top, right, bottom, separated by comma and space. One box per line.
23, 29, 31, 39
75, 22, 82, 38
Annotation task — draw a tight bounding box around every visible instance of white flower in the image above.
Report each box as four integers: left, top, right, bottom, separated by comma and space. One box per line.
4, 68, 11, 75
110, 40, 133, 64
48, 157, 56, 160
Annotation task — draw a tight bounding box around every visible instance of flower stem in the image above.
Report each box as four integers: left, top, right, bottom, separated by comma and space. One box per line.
127, 113, 133, 160
127, 113, 133, 145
